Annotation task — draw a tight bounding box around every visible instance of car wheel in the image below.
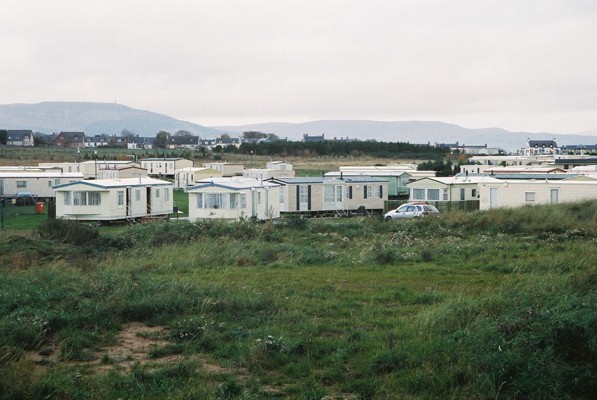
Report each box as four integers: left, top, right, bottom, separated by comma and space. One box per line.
384, 216, 393, 221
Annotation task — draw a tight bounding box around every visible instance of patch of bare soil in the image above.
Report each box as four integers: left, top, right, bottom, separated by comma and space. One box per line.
25, 323, 250, 377
26, 322, 175, 374
23, 323, 323, 397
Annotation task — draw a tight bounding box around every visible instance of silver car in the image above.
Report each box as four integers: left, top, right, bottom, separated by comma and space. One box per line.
384, 203, 439, 220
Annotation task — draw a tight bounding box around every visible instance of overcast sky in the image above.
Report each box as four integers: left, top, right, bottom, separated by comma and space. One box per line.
1, 0, 596, 134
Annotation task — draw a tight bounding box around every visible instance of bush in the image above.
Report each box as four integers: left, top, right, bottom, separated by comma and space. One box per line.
39, 219, 99, 246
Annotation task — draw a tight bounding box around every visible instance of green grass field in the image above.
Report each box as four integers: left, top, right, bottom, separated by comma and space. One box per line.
0, 201, 595, 399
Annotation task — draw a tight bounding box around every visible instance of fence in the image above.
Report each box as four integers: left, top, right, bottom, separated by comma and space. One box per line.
0, 199, 50, 230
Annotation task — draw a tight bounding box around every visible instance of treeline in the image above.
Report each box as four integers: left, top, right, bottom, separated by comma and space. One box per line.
418, 159, 461, 177
217, 140, 446, 158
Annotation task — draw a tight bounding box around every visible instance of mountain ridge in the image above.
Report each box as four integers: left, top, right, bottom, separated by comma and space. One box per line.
0, 101, 221, 137
1, 102, 595, 151
215, 120, 596, 151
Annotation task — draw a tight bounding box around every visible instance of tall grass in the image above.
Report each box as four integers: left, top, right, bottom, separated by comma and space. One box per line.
0, 201, 595, 398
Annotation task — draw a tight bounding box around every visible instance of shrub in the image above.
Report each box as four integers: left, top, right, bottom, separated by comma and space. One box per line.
38, 219, 99, 246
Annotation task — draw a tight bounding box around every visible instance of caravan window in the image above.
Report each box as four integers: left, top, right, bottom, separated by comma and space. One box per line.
324, 185, 335, 203
205, 193, 227, 209
89, 192, 101, 205
74, 191, 87, 206
73, 191, 101, 206
412, 189, 425, 200
427, 189, 440, 201
230, 193, 239, 209
299, 186, 309, 204
375, 185, 382, 198
117, 191, 124, 205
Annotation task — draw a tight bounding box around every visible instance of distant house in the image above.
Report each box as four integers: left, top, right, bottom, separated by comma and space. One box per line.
521, 139, 560, 156
268, 176, 388, 214
53, 177, 173, 221
174, 167, 222, 189
127, 136, 154, 150
187, 177, 281, 221
198, 137, 242, 150
6, 130, 34, 147
479, 177, 597, 210
53, 132, 85, 148
560, 144, 597, 155
303, 134, 325, 142
141, 158, 193, 177
166, 135, 199, 149
84, 135, 109, 147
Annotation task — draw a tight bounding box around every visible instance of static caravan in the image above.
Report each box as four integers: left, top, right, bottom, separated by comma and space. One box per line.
38, 162, 81, 173
99, 166, 148, 180
0, 171, 83, 198
326, 165, 435, 198
187, 178, 280, 221
269, 177, 388, 214
174, 167, 222, 189
80, 160, 141, 179
244, 161, 296, 180
202, 162, 244, 177
53, 178, 173, 221
479, 177, 597, 210
243, 168, 296, 180
141, 158, 193, 177
407, 176, 502, 203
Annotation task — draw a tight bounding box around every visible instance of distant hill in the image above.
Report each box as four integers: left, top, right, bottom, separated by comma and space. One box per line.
0, 102, 222, 137
216, 120, 597, 152
1, 102, 595, 152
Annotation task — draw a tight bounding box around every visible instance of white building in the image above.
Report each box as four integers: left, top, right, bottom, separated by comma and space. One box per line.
0, 171, 83, 198
479, 177, 597, 210
187, 178, 281, 221
407, 176, 501, 202
53, 178, 173, 221
174, 167, 222, 189
98, 166, 148, 180
79, 160, 141, 179
465, 155, 556, 170
141, 158, 193, 177
6, 130, 35, 147
202, 162, 244, 177
38, 162, 81, 173
269, 176, 388, 213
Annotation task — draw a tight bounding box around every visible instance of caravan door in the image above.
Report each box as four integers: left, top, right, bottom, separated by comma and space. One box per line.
489, 188, 498, 209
